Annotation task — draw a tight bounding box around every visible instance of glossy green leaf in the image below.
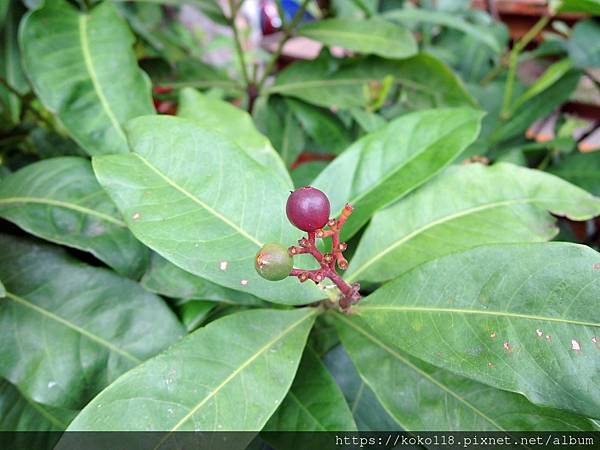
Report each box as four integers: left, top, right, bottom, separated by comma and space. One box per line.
0, 379, 76, 431
178, 88, 291, 185
142, 253, 266, 306
0, 379, 77, 449
0, 1, 28, 125
93, 115, 323, 304
385, 8, 502, 53
253, 96, 304, 168
323, 345, 400, 431
510, 59, 573, 114
346, 163, 600, 283
68, 308, 317, 431
178, 300, 216, 332
356, 243, 600, 418
268, 53, 476, 110
298, 18, 417, 59
20, 0, 154, 155
286, 98, 351, 154
567, 19, 600, 68
0, 157, 149, 278
0, 234, 184, 410
265, 347, 356, 431
550, 152, 600, 196
336, 314, 597, 431
313, 108, 484, 239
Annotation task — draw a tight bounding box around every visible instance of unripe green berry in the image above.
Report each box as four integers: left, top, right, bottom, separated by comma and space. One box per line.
255, 243, 293, 281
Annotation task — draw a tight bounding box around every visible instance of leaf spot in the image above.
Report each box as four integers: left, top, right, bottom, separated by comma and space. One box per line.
503, 341, 512, 352
546, 335, 552, 342
240, 279, 249, 286
592, 336, 598, 344
571, 339, 581, 351
535, 328, 543, 337
593, 263, 600, 270
132, 212, 141, 220
487, 362, 493, 368
219, 261, 229, 271
489, 331, 496, 338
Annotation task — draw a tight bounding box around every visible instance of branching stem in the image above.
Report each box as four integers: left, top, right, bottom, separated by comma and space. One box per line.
288, 203, 361, 311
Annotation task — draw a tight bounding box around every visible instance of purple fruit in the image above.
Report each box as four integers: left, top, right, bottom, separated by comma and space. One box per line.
286, 186, 330, 232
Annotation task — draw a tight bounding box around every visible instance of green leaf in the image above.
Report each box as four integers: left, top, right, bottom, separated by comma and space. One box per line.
323, 345, 400, 431
0, 0, 8, 28
554, 0, 600, 15
491, 70, 580, 143
178, 88, 291, 185
142, 253, 266, 306
510, 59, 573, 114
253, 96, 304, 168
0, 1, 28, 125
20, 0, 154, 155
286, 98, 351, 154
385, 8, 502, 53
336, 314, 598, 431
265, 347, 356, 432
0, 280, 4, 297
550, 152, 600, 196
567, 19, 600, 68
0, 157, 149, 278
313, 108, 484, 239
0, 234, 184, 410
349, 108, 387, 133
291, 161, 329, 188
346, 162, 600, 283
167, 59, 241, 91
67, 308, 317, 431
177, 300, 216, 332
267, 53, 476, 110
0, 379, 76, 431
93, 115, 323, 304
298, 18, 417, 59
356, 242, 600, 418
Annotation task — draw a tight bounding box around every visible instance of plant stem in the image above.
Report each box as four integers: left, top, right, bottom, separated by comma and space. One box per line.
256, 0, 311, 93
500, 15, 551, 119
0, 76, 55, 130
227, 0, 251, 88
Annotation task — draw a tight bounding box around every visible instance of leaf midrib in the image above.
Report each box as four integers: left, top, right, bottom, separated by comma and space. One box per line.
132, 153, 263, 247
346, 197, 534, 281
4, 291, 141, 363
159, 309, 316, 437
287, 391, 327, 431
358, 305, 600, 328
345, 113, 477, 211
78, 14, 126, 144
0, 197, 126, 227
336, 314, 506, 431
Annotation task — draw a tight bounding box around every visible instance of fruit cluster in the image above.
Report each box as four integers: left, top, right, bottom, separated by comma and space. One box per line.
255, 186, 361, 310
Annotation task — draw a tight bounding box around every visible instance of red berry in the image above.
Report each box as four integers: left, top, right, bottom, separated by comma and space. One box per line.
286, 186, 330, 232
